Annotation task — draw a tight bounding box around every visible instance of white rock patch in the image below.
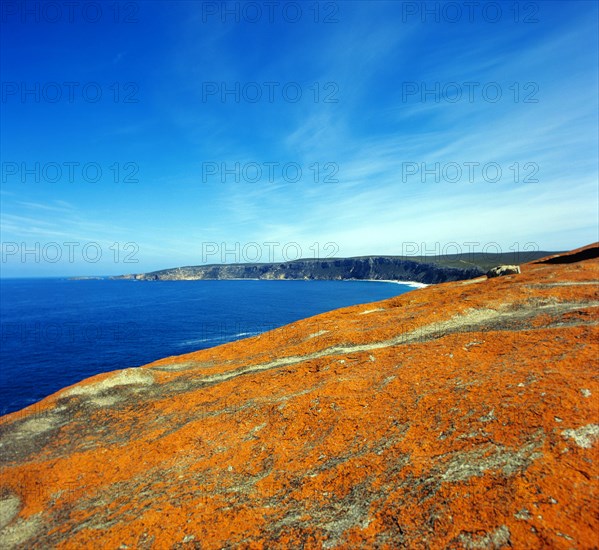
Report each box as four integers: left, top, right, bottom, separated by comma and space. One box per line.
562, 424, 599, 449
63, 368, 155, 398
0, 494, 20, 530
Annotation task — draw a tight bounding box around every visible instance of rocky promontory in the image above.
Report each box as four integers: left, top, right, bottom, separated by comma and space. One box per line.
1, 244, 597, 548
113, 251, 554, 284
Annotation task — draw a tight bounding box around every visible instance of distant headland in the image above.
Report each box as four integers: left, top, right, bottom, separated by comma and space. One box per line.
111, 251, 557, 285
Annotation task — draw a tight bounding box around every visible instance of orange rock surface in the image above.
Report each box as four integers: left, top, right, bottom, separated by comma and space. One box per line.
1, 244, 598, 549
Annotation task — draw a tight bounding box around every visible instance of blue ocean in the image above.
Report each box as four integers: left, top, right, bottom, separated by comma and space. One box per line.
0, 278, 415, 415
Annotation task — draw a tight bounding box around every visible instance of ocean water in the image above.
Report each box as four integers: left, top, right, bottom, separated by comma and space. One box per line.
0, 278, 416, 415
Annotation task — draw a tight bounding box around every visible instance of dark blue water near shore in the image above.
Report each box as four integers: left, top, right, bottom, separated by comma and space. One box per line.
0, 278, 415, 415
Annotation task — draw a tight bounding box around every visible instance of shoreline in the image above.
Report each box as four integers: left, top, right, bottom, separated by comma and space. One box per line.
356, 279, 428, 288
112, 277, 429, 288
217, 277, 428, 287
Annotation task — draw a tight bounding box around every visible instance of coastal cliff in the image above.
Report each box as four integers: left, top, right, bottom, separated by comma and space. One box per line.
1, 244, 598, 548
113, 252, 553, 284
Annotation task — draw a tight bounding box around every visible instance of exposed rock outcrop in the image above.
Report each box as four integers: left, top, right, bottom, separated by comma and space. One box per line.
486, 265, 521, 278
1, 244, 598, 548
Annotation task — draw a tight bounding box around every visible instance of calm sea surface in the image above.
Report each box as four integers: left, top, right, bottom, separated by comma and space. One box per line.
0, 278, 416, 415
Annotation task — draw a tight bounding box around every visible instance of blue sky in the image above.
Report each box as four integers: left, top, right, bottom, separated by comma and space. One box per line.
1, 0, 598, 276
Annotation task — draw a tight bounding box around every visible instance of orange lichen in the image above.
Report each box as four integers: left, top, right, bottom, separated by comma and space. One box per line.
0, 244, 598, 548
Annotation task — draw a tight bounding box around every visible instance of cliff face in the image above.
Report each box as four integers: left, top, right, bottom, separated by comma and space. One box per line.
1, 244, 598, 548
114, 253, 554, 284
116, 257, 482, 284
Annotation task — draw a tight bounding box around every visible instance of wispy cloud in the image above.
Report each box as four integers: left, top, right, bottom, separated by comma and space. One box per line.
1, 1, 597, 276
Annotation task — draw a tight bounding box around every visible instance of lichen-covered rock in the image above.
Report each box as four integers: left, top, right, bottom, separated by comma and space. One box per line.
1, 244, 598, 549
486, 265, 521, 278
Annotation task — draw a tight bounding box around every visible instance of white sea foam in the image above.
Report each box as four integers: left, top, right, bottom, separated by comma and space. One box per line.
350, 279, 428, 288
178, 331, 263, 347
